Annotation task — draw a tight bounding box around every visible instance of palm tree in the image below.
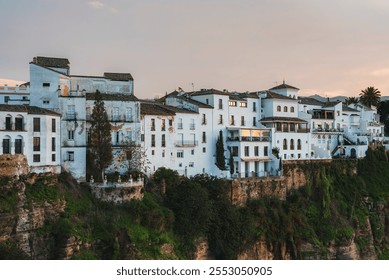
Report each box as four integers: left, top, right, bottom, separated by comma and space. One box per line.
359, 86, 381, 108
345, 96, 359, 106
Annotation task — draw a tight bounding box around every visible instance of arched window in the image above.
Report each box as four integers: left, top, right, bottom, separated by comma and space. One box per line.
2, 135, 11, 154
318, 135, 321, 143
297, 139, 302, 150
290, 107, 295, 113
15, 115, 24, 131
277, 105, 281, 112
290, 139, 294, 150
284, 106, 288, 112
5, 114, 12, 130
15, 135, 23, 154
283, 139, 288, 150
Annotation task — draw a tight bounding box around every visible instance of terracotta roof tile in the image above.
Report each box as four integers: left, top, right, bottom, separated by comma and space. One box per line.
0, 104, 60, 116
32, 56, 70, 68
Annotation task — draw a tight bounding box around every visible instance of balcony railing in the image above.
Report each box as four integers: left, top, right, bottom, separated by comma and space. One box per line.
175, 140, 198, 147
65, 113, 77, 120
189, 124, 195, 130
177, 123, 183, 129
227, 136, 270, 142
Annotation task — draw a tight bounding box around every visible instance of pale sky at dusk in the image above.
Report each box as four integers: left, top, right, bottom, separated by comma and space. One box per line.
1, 0, 389, 98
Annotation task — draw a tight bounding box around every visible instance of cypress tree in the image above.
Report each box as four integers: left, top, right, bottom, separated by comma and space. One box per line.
89, 90, 112, 181
216, 130, 226, 170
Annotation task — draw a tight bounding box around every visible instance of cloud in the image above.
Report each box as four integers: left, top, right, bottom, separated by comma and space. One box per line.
88, 1, 104, 9
371, 68, 389, 77
110, 7, 118, 14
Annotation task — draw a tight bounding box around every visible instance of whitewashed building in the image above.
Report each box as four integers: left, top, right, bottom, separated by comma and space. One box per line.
0, 104, 61, 174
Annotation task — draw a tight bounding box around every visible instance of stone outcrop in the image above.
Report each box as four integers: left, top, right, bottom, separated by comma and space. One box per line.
0, 154, 29, 178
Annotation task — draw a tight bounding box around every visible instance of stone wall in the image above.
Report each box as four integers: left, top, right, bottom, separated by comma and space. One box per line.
231, 159, 358, 206
0, 154, 29, 178
91, 181, 144, 203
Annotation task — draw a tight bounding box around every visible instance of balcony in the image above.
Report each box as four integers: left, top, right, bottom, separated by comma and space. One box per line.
189, 124, 195, 130
175, 140, 198, 147
177, 123, 183, 129
64, 113, 77, 120
227, 136, 270, 142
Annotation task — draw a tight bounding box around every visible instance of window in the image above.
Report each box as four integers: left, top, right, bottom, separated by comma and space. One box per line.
284, 106, 288, 112
43, 100, 50, 104
202, 132, 206, 143
151, 134, 155, 147
33, 154, 40, 162
241, 116, 245, 126
2, 138, 10, 154
33, 137, 40, 151
277, 105, 281, 112
4, 96, 9, 103
177, 118, 183, 129
68, 129, 74, 140
67, 105, 75, 119
203, 147, 206, 153
162, 150, 165, 158
291, 107, 295, 113
202, 114, 207, 125
161, 119, 166, 131
290, 123, 295, 132
126, 107, 133, 122
253, 102, 257, 112
283, 139, 287, 150
151, 150, 155, 155
218, 99, 223, 109
15, 117, 23, 131
5, 116, 12, 130
297, 139, 302, 150
33, 118, 40, 132
113, 107, 119, 121
67, 151, 74, 161
161, 134, 166, 147
15, 139, 22, 154
240, 102, 247, 107
229, 101, 237, 107
189, 162, 194, 167
206, 98, 209, 105
52, 137, 56, 151
151, 118, 155, 131
230, 115, 235, 125
116, 131, 120, 144
42, 83, 50, 87
51, 118, 56, 132
290, 139, 295, 150
52, 154, 56, 162
244, 146, 249, 156
141, 134, 144, 142
253, 117, 257, 127
177, 151, 184, 158
232, 146, 238, 156
218, 114, 223, 125
264, 146, 269, 156
169, 119, 173, 126
191, 149, 195, 155
190, 119, 195, 130
254, 146, 259, 156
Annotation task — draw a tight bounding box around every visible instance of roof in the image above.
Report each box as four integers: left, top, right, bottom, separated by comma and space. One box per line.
189, 88, 230, 96
161, 91, 214, 108
86, 92, 138, 101
32, 56, 70, 69
342, 105, 359, 112
298, 97, 324, 106
260, 116, 308, 123
141, 102, 175, 116
322, 101, 342, 108
269, 82, 299, 91
104, 72, 133, 81
0, 104, 61, 116
141, 102, 198, 116
264, 91, 296, 101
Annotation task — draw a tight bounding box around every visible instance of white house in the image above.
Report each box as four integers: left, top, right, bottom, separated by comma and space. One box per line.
0, 104, 61, 174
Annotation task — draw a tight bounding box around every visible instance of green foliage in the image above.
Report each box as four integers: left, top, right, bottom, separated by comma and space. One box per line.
153, 167, 180, 190
0, 241, 29, 260
0, 187, 18, 213
215, 130, 226, 170
378, 100, 389, 136
25, 180, 61, 202
89, 90, 113, 181
359, 86, 381, 108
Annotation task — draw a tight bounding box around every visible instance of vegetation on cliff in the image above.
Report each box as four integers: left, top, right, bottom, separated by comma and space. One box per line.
1, 148, 389, 259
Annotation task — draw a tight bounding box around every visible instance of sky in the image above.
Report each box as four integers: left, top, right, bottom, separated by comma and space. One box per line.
1, 0, 389, 99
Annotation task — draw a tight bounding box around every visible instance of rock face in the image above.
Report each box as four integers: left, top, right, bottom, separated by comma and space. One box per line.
0, 177, 66, 259
0, 154, 29, 177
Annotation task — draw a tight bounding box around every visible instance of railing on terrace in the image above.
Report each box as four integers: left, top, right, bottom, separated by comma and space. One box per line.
312, 128, 343, 133
227, 136, 270, 142
175, 140, 198, 147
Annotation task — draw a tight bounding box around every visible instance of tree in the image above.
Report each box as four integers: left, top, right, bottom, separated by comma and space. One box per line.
229, 152, 234, 177
89, 90, 112, 181
359, 86, 381, 108
345, 96, 359, 106
215, 130, 226, 170
378, 100, 389, 136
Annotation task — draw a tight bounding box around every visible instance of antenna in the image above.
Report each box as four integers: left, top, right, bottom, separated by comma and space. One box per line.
191, 83, 194, 92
